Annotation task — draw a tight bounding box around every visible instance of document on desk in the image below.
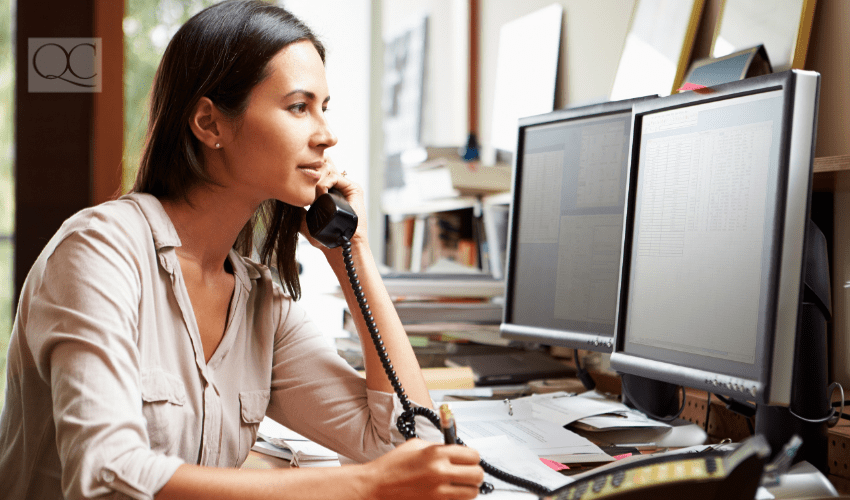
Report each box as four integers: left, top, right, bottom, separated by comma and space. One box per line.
447, 399, 612, 464
530, 392, 630, 425
468, 435, 572, 498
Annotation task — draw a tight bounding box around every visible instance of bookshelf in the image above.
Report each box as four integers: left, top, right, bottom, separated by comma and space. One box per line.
382, 192, 510, 277
381, 147, 512, 276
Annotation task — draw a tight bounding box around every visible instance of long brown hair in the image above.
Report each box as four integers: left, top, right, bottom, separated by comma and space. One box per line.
133, 0, 326, 300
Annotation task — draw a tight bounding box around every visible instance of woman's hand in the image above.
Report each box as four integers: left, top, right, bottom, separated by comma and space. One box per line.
360, 439, 485, 500
299, 157, 369, 251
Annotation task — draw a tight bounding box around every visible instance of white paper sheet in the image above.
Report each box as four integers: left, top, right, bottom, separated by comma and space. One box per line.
467, 435, 573, 495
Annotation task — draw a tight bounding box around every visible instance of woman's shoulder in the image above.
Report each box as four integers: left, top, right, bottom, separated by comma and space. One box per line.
46, 193, 168, 260
61, 193, 155, 232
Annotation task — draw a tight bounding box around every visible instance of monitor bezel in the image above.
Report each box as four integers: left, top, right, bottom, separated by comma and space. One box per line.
500, 96, 658, 353
610, 70, 820, 406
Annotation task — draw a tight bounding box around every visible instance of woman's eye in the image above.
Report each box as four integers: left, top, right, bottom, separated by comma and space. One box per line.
289, 103, 307, 113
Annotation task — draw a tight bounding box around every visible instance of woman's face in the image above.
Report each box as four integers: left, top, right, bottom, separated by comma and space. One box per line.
220, 40, 337, 207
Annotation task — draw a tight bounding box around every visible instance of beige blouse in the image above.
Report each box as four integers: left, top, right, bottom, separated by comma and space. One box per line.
0, 193, 438, 500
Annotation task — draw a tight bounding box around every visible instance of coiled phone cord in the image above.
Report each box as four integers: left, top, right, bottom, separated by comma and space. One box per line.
340, 240, 553, 497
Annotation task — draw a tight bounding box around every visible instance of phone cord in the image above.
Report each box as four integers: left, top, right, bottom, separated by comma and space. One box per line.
340, 240, 553, 497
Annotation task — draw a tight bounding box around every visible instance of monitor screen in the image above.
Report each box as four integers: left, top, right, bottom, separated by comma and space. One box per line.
611, 70, 821, 406
501, 97, 656, 352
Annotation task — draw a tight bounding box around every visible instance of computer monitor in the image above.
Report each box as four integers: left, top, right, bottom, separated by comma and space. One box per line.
611, 70, 827, 465
500, 97, 657, 354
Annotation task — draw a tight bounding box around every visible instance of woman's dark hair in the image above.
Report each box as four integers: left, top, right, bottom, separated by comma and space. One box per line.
134, 0, 326, 300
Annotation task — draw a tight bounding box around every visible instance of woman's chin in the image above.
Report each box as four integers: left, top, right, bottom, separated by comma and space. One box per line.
274, 193, 317, 208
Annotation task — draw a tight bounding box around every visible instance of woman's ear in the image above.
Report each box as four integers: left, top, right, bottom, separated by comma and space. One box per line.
188, 97, 228, 149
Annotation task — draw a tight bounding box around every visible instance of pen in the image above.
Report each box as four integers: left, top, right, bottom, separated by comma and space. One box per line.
617, 442, 658, 450
440, 403, 457, 445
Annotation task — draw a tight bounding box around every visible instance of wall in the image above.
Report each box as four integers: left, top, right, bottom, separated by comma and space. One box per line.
805, 0, 850, 392
381, 0, 469, 148
478, 0, 636, 162
283, 0, 372, 201
379, 0, 637, 161
282, 0, 375, 285
804, 0, 850, 159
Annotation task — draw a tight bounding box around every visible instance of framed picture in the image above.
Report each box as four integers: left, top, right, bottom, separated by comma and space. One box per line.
711, 0, 817, 72
610, 0, 705, 100
382, 16, 428, 156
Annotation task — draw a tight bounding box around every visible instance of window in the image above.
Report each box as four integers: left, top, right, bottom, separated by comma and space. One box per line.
0, 0, 14, 411
123, 0, 229, 191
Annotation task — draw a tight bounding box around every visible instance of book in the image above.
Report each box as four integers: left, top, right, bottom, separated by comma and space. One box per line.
420, 366, 476, 390
393, 300, 503, 324
446, 162, 512, 195
445, 351, 573, 386
380, 272, 505, 299
254, 417, 341, 468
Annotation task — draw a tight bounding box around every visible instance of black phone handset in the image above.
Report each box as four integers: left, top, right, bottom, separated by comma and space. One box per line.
306, 189, 549, 496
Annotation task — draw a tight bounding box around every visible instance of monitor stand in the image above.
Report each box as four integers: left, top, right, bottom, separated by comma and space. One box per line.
575, 350, 681, 421
620, 373, 682, 420
756, 219, 832, 475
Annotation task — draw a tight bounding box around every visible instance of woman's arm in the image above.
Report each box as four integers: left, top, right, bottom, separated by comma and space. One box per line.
325, 236, 433, 408
157, 439, 483, 500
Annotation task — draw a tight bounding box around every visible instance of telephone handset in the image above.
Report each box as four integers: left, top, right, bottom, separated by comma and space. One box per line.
305, 188, 358, 248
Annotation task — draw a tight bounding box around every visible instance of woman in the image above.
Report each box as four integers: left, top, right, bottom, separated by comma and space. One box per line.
0, 1, 484, 498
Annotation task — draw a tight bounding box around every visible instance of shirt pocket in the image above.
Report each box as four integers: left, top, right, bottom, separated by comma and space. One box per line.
238, 389, 270, 464
141, 368, 187, 455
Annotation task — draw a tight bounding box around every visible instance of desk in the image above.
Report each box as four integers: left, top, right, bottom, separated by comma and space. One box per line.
434, 367, 849, 497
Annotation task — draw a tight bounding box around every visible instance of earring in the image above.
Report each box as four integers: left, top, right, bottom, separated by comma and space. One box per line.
215, 143, 221, 149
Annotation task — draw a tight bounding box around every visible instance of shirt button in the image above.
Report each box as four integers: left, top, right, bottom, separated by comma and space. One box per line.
101, 469, 116, 483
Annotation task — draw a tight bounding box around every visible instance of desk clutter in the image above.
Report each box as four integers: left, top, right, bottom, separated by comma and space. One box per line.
249, 388, 840, 499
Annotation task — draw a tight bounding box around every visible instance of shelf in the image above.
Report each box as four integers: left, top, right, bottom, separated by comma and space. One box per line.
382, 194, 481, 220
814, 155, 850, 173
812, 155, 850, 192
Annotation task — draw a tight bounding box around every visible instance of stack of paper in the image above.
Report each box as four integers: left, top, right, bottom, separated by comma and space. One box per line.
531, 391, 708, 449
253, 417, 341, 468
529, 391, 671, 430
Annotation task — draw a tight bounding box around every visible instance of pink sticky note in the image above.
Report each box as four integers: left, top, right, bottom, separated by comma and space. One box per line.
613, 453, 633, 460
678, 82, 708, 92
540, 458, 569, 471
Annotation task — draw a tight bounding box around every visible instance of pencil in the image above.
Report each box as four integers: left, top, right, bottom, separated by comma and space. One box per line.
439, 403, 457, 445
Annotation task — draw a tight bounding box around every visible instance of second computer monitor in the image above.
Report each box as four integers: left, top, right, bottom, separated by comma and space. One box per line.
611, 70, 821, 407
501, 97, 656, 352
